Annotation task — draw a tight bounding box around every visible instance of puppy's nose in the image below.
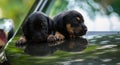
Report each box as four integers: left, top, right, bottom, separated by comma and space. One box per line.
84, 27, 87, 32
82, 25, 87, 32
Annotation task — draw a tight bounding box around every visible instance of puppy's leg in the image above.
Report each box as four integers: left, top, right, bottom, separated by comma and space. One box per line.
55, 31, 65, 41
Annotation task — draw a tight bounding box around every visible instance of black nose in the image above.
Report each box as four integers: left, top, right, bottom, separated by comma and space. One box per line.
82, 25, 87, 32
84, 27, 87, 32
81, 26, 87, 35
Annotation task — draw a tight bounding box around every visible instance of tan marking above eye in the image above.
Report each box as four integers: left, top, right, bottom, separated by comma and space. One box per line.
76, 17, 80, 21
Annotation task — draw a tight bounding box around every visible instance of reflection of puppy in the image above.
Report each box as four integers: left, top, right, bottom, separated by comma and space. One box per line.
54, 37, 88, 52
53, 10, 87, 39
24, 37, 88, 56
16, 12, 56, 44
24, 43, 51, 56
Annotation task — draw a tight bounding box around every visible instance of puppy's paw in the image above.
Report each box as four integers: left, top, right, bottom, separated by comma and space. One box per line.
15, 36, 26, 45
47, 35, 57, 43
55, 32, 65, 41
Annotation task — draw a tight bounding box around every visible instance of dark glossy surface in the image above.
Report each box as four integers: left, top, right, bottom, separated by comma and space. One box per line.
3, 33, 120, 65
16, 37, 88, 56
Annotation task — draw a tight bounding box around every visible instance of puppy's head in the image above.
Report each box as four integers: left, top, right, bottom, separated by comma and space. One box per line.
28, 12, 49, 41
63, 10, 87, 38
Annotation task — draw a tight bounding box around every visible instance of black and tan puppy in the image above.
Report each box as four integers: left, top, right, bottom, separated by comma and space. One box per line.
16, 12, 56, 44
53, 10, 87, 40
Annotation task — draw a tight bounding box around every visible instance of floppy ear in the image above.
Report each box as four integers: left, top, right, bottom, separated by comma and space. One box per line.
22, 16, 35, 39
46, 17, 55, 35
22, 17, 29, 36
22, 12, 35, 31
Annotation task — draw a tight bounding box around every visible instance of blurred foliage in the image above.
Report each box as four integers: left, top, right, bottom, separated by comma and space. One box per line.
48, 0, 120, 19
94, 0, 120, 16
0, 0, 35, 30
49, 0, 68, 18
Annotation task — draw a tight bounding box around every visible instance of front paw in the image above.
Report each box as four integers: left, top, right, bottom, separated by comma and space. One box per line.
55, 32, 65, 41
47, 35, 57, 43
15, 36, 27, 46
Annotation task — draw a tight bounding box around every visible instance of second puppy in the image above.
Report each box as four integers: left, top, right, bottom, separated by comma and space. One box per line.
53, 10, 87, 40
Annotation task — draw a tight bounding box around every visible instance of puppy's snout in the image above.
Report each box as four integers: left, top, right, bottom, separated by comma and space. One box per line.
82, 24, 87, 31
74, 27, 82, 35
83, 27, 87, 32
75, 28, 81, 34
81, 26, 87, 35
74, 25, 87, 36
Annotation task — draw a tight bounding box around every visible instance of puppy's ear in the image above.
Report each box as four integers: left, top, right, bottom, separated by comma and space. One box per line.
22, 16, 34, 39
22, 17, 29, 36
46, 17, 55, 35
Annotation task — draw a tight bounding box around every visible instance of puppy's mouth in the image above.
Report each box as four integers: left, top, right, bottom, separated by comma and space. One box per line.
74, 30, 87, 36
69, 29, 87, 38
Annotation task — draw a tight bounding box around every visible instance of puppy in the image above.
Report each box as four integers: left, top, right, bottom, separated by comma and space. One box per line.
16, 12, 56, 44
53, 10, 87, 40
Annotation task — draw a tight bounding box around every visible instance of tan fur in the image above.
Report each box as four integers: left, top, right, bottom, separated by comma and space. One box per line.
66, 24, 75, 38
55, 31, 65, 40
76, 17, 80, 21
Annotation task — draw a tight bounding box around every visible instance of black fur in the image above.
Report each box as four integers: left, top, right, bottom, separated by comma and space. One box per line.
53, 10, 87, 39
16, 12, 56, 44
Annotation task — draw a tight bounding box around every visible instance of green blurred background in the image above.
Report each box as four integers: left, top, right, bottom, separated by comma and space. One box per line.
0, 0, 34, 31
0, 0, 120, 31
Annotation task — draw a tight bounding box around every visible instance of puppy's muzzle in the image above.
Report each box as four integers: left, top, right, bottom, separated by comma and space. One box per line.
74, 25, 87, 36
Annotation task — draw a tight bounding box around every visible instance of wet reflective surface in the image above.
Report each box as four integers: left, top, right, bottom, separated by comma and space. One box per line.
3, 33, 120, 65
16, 37, 88, 56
